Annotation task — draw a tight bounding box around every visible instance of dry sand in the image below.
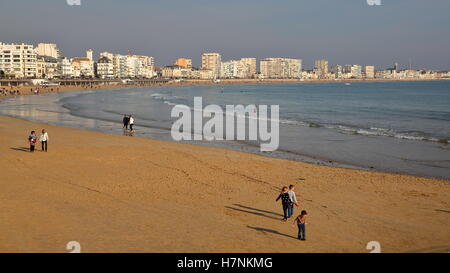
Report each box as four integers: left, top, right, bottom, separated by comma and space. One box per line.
0, 115, 449, 253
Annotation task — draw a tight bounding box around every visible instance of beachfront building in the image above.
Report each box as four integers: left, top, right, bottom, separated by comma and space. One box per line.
199, 69, 215, 79
240, 58, 257, 78
36, 55, 59, 79
174, 58, 192, 69
260, 58, 302, 79
331, 64, 343, 79
97, 56, 114, 79
99, 51, 155, 78
0, 42, 37, 78
201, 53, 221, 78
365, 65, 375, 79
71, 56, 94, 78
60, 57, 74, 78
36, 43, 61, 60
220, 60, 240, 78
162, 65, 194, 79
351, 65, 362, 79
314, 59, 329, 79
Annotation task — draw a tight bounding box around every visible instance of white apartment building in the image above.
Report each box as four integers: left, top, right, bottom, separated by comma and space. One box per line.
97, 56, 114, 79
0, 42, 37, 78
220, 60, 240, 78
239, 57, 257, 78
365, 65, 375, 79
314, 59, 329, 79
201, 53, 221, 78
61, 57, 74, 77
36, 43, 61, 59
36, 56, 59, 79
100, 52, 155, 78
351, 65, 362, 79
260, 58, 302, 79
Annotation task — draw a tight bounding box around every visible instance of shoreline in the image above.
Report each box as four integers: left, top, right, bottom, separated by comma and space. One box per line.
1, 78, 449, 100
1, 83, 449, 181
1, 114, 449, 252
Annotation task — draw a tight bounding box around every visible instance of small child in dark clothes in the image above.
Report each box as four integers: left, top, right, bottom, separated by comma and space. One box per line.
293, 210, 308, 240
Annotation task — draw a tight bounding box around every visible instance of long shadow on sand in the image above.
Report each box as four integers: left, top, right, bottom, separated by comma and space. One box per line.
225, 206, 282, 221
233, 204, 284, 217
247, 226, 298, 240
10, 147, 31, 153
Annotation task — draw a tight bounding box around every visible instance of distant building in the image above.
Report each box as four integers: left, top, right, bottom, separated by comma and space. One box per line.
314, 59, 329, 79
351, 65, 362, 79
71, 57, 94, 77
201, 53, 221, 78
365, 65, 375, 79
97, 56, 114, 79
331, 64, 343, 79
199, 69, 215, 80
174, 58, 192, 69
36, 55, 59, 79
86, 49, 94, 62
0, 42, 37, 78
99, 51, 155, 78
240, 58, 257, 78
260, 58, 301, 79
36, 43, 61, 59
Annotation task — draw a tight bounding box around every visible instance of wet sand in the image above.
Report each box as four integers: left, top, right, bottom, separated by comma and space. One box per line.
0, 115, 449, 252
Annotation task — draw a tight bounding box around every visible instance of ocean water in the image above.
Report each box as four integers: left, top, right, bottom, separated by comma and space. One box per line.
1, 81, 449, 179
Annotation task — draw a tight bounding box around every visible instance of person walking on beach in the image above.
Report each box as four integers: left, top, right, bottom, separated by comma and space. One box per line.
276, 186, 291, 221
39, 129, 49, 152
293, 210, 308, 240
129, 115, 135, 132
123, 114, 130, 130
28, 131, 37, 152
287, 185, 299, 218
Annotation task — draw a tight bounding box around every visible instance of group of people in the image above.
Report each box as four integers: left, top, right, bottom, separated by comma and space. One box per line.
28, 129, 49, 152
0, 88, 20, 96
276, 185, 308, 241
122, 114, 135, 135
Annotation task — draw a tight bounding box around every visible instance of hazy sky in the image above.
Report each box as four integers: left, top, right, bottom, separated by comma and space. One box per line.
1, 0, 449, 70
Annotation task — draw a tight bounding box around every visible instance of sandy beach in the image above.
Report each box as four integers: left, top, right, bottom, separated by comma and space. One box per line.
0, 115, 449, 253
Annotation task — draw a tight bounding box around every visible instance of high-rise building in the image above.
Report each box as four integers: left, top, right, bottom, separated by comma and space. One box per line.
0, 42, 37, 78
314, 59, 329, 79
365, 65, 375, 79
36, 43, 61, 59
351, 65, 362, 79
331, 64, 343, 79
86, 49, 94, 62
201, 53, 221, 77
260, 58, 301, 79
240, 58, 257, 78
174, 58, 192, 69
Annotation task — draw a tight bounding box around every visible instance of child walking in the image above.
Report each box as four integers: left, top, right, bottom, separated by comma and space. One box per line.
28, 131, 37, 152
293, 210, 308, 240
275, 186, 291, 221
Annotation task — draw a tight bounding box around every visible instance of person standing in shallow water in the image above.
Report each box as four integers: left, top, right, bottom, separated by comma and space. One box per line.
129, 115, 135, 132
28, 131, 36, 152
39, 129, 49, 152
123, 115, 129, 130
276, 186, 291, 221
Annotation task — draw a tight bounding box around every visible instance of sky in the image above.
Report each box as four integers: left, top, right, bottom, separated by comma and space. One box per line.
0, 0, 449, 70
